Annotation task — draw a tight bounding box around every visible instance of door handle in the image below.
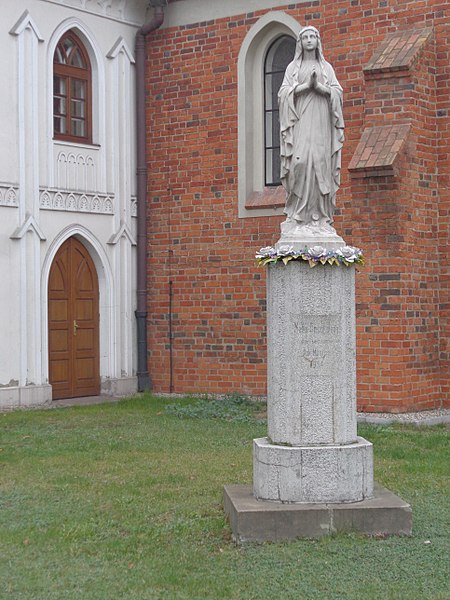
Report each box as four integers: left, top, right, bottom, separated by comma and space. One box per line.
73, 320, 79, 336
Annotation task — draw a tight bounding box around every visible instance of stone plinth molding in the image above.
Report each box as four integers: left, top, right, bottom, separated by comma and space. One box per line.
253, 436, 374, 504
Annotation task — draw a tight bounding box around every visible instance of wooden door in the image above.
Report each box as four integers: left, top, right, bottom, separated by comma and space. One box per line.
48, 237, 100, 399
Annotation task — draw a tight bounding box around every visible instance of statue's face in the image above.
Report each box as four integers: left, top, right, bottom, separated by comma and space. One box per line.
300, 31, 318, 52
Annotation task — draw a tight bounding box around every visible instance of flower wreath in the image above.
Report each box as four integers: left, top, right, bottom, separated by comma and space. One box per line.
256, 245, 364, 268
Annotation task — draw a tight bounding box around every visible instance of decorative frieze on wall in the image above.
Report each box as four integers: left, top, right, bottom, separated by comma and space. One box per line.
55, 151, 98, 192
3, 186, 137, 216
39, 188, 114, 214
0, 184, 19, 207
39, 0, 148, 25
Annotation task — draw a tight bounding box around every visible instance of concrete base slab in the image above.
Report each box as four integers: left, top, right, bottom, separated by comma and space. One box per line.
224, 482, 412, 543
0, 384, 52, 410
101, 376, 138, 397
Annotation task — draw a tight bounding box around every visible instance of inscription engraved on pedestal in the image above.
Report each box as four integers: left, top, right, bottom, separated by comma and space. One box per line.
291, 315, 341, 377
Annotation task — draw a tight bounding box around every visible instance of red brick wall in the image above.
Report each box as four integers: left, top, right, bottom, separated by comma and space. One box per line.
144, 0, 449, 411
436, 16, 450, 406
350, 28, 442, 411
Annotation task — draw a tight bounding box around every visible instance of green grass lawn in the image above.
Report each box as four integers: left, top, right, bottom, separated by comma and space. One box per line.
0, 394, 448, 600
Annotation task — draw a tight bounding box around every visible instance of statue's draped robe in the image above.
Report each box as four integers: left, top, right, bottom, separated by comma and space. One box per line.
279, 58, 344, 226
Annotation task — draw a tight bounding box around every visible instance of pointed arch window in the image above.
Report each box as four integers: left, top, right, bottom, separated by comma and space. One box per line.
53, 30, 92, 143
264, 35, 296, 186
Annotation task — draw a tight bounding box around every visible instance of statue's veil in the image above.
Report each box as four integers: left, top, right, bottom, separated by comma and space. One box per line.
293, 26, 329, 81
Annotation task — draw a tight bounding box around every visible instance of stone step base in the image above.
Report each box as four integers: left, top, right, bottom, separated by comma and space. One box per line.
224, 482, 412, 543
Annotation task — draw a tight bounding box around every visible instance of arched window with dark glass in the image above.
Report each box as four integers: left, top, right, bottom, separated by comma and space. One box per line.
53, 30, 92, 144
264, 35, 296, 186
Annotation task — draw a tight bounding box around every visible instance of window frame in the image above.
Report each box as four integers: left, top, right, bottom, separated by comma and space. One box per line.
53, 30, 92, 145
263, 35, 296, 187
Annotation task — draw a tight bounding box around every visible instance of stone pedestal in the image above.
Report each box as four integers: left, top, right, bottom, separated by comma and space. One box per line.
266, 261, 358, 447
256, 260, 373, 503
224, 250, 412, 541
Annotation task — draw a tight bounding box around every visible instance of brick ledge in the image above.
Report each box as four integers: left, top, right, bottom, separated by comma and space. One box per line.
245, 186, 285, 210
348, 123, 411, 177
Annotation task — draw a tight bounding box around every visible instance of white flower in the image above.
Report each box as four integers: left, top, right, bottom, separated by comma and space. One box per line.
338, 246, 359, 261
256, 246, 276, 257
277, 245, 294, 255
308, 245, 327, 258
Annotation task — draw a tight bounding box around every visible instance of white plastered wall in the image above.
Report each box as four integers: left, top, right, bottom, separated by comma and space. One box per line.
0, 0, 146, 408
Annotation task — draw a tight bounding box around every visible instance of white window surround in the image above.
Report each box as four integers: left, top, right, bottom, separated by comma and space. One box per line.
237, 11, 301, 218
46, 18, 106, 187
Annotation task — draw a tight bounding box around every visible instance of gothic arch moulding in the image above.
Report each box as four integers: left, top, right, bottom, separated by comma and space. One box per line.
40, 225, 115, 386
46, 18, 106, 151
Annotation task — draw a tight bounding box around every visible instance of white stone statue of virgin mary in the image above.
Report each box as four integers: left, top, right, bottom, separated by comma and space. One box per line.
278, 26, 345, 242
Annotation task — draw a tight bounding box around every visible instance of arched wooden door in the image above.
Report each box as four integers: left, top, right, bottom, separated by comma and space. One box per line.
48, 237, 100, 399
